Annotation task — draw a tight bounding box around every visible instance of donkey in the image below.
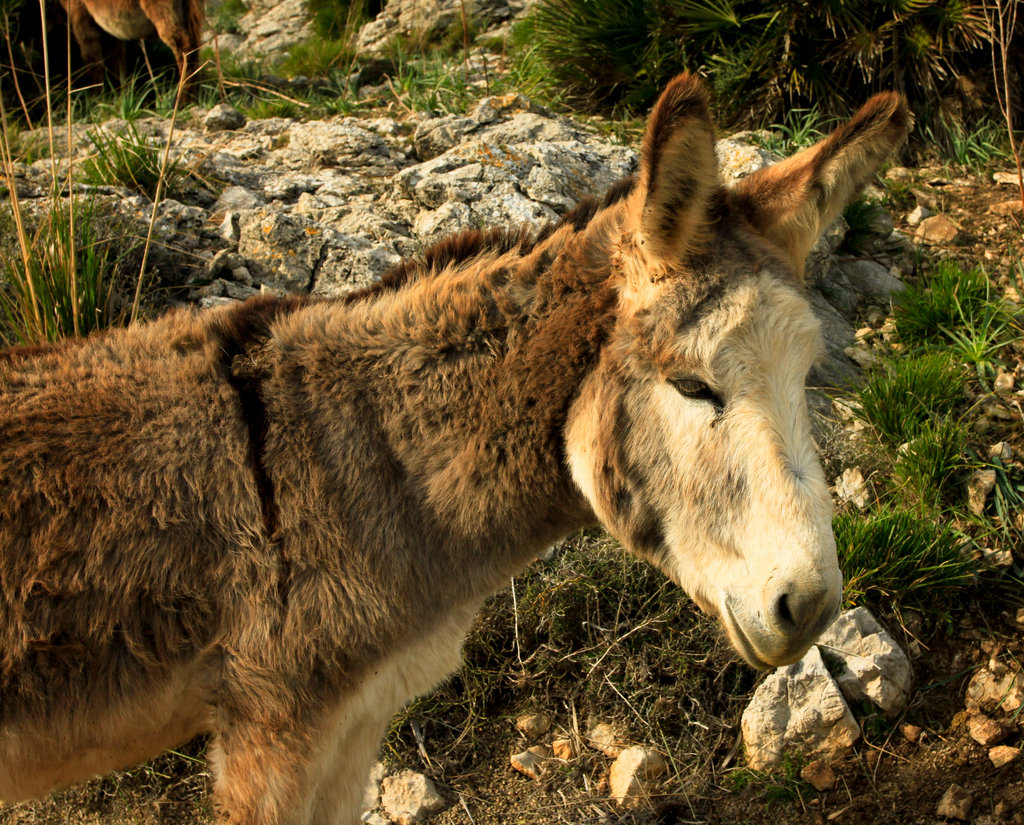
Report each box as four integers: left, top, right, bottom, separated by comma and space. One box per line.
56, 0, 203, 94
0, 74, 908, 823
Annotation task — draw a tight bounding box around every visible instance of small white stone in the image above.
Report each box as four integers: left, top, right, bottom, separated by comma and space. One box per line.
380, 771, 445, 825
834, 467, 870, 510
994, 370, 1015, 394
586, 722, 624, 757
906, 204, 932, 226
936, 784, 972, 820
989, 442, 1013, 463
981, 546, 1014, 568
608, 747, 667, 806
965, 664, 1024, 713
915, 214, 961, 244
967, 469, 997, 516
510, 745, 550, 780
967, 714, 1006, 747
515, 712, 552, 739
989, 745, 1022, 768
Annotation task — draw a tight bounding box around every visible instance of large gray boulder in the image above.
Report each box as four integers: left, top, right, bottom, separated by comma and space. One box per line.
393, 136, 637, 239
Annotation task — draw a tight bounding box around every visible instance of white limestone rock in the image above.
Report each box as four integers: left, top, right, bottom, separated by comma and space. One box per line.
816, 607, 912, 716
380, 771, 446, 825
608, 747, 667, 806
741, 646, 860, 771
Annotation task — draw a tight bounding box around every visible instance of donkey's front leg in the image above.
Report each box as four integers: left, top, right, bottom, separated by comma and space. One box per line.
306, 707, 396, 825
209, 691, 402, 825
209, 718, 325, 825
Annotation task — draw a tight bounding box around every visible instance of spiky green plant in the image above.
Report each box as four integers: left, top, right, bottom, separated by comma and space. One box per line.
834, 508, 977, 612
855, 353, 965, 448
80, 122, 184, 200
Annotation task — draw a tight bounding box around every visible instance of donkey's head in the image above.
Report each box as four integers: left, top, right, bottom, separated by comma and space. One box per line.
567, 75, 909, 669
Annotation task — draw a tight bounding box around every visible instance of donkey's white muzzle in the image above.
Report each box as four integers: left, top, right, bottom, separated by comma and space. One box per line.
722, 576, 842, 670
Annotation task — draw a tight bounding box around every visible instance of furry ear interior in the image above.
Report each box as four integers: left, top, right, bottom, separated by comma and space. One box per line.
728, 93, 911, 278
633, 73, 718, 264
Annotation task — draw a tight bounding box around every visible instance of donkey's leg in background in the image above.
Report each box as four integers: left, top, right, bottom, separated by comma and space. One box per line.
308, 608, 480, 824
137, 0, 195, 90
209, 701, 393, 825
208, 718, 326, 825
64, 0, 106, 85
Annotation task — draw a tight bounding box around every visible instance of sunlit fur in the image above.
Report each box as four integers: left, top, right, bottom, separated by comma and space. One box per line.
0, 74, 908, 823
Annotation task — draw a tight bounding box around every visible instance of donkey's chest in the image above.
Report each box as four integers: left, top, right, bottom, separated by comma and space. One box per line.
354, 603, 478, 715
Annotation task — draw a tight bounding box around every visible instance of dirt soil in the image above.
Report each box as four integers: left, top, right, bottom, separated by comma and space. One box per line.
1, 169, 1022, 825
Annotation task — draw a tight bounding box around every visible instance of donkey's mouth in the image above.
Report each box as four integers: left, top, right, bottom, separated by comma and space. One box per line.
722, 597, 829, 671
721, 601, 774, 671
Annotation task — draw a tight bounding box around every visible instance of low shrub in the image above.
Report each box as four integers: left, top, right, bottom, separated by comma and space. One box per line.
515, 0, 1005, 151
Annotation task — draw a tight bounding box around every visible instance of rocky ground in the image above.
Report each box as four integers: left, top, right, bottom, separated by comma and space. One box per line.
1, 0, 1023, 822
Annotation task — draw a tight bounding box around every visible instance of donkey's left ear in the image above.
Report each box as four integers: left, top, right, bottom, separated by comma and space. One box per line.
728, 93, 911, 278
632, 73, 718, 264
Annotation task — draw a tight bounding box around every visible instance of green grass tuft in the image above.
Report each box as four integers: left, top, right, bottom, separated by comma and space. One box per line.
834, 508, 978, 613
80, 122, 185, 200
894, 260, 997, 350
893, 416, 970, 507
920, 116, 1010, 171
750, 107, 833, 157
855, 353, 964, 448
0, 195, 141, 345
839, 197, 886, 255
275, 38, 357, 78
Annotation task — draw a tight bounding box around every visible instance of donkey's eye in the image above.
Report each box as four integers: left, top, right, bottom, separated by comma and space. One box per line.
670, 377, 722, 407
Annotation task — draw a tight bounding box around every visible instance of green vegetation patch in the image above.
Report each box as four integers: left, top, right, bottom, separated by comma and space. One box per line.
0, 195, 143, 345
835, 508, 978, 613
855, 353, 964, 448
893, 416, 970, 507
514, 0, 1006, 155
894, 260, 997, 350
81, 122, 185, 200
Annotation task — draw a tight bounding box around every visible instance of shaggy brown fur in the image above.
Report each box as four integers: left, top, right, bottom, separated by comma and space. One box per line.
57, 0, 204, 94
0, 74, 909, 823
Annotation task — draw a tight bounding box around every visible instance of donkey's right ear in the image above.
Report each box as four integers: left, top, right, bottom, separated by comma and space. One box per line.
631, 73, 718, 266
728, 93, 911, 278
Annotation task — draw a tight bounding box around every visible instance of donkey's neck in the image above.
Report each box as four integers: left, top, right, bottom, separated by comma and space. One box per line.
275, 218, 619, 599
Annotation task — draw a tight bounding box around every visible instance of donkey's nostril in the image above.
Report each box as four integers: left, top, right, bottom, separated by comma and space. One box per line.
775, 592, 796, 630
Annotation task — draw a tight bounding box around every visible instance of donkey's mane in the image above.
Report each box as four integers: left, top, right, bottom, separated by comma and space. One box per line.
344, 175, 638, 305
1, 176, 639, 367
